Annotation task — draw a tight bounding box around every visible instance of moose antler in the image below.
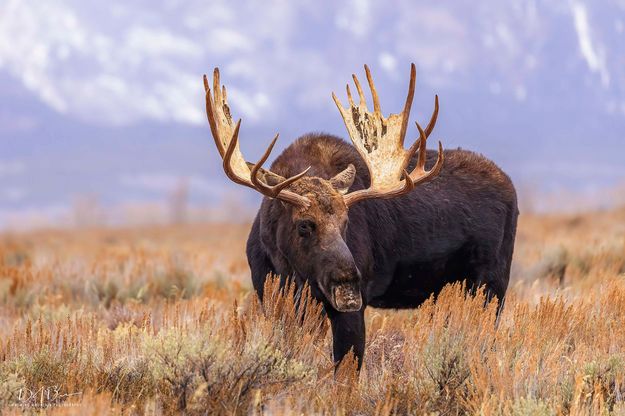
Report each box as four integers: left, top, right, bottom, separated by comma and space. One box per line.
332, 64, 444, 206
204, 68, 310, 208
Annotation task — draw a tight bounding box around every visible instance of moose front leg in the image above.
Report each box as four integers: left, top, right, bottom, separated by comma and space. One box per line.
328, 308, 365, 369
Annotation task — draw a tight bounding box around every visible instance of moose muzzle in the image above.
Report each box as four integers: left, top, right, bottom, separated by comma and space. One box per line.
320, 235, 363, 312
332, 281, 362, 312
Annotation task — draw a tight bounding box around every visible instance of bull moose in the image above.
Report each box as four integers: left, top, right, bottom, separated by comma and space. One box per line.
202, 64, 518, 367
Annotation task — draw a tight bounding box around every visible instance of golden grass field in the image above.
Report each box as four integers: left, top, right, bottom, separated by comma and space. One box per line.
0, 207, 624, 415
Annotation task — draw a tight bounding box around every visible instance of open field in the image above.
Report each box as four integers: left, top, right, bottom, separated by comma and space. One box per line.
1, 208, 624, 415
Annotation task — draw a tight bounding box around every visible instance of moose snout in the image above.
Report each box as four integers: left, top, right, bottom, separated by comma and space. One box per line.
320, 238, 363, 312
328, 265, 361, 284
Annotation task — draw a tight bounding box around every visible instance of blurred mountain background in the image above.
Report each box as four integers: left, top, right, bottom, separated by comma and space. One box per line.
1, 0, 624, 229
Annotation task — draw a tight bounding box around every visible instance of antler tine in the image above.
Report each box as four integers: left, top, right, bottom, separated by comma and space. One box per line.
346, 84, 355, 107
332, 91, 346, 114
250, 134, 279, 193
401, 137, 421, 173
204, 74, 224, 156
398, 63, 416, 147
414, 122, 428, 172
250, 134, 312, 196
213, 68, 222, 103
412, 140, 444, 186
364, 64, 381, 114
222, 119, 249, 186
400, 94, 439, 173
270, 168, 312, 195
398, 121, 430, 182
401, 169, 415, 192
351, 73, 367, 106
424, 95, 439, 138
407, 122, 444, 186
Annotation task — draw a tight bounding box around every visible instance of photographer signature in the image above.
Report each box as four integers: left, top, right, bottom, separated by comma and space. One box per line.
11, 385, 82, 408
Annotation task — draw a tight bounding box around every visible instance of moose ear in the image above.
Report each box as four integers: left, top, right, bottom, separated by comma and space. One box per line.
330, 164, 356, 195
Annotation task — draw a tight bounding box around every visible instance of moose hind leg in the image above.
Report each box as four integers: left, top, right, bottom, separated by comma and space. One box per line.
468, 260, 509, 321
469, 216, 517, 319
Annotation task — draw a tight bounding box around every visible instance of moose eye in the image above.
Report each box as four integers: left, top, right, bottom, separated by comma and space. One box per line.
297, 220, 316, 237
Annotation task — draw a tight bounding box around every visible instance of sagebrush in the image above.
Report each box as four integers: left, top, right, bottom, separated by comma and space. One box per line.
1, 209, 624, 415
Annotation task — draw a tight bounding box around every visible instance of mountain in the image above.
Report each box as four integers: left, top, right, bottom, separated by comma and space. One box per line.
1, 0, 624, 227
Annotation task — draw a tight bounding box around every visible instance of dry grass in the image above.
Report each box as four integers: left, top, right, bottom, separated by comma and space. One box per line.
0, 208, 624, 415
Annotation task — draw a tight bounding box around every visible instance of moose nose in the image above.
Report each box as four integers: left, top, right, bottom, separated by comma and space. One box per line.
328, 259, 360, 285
331, 278, 362, 312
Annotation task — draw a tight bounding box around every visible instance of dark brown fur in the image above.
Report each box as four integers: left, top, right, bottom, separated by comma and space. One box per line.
246, 133, 519, 366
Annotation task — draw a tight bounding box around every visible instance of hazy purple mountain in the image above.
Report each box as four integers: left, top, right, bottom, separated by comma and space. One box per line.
1, 0, 624, 227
